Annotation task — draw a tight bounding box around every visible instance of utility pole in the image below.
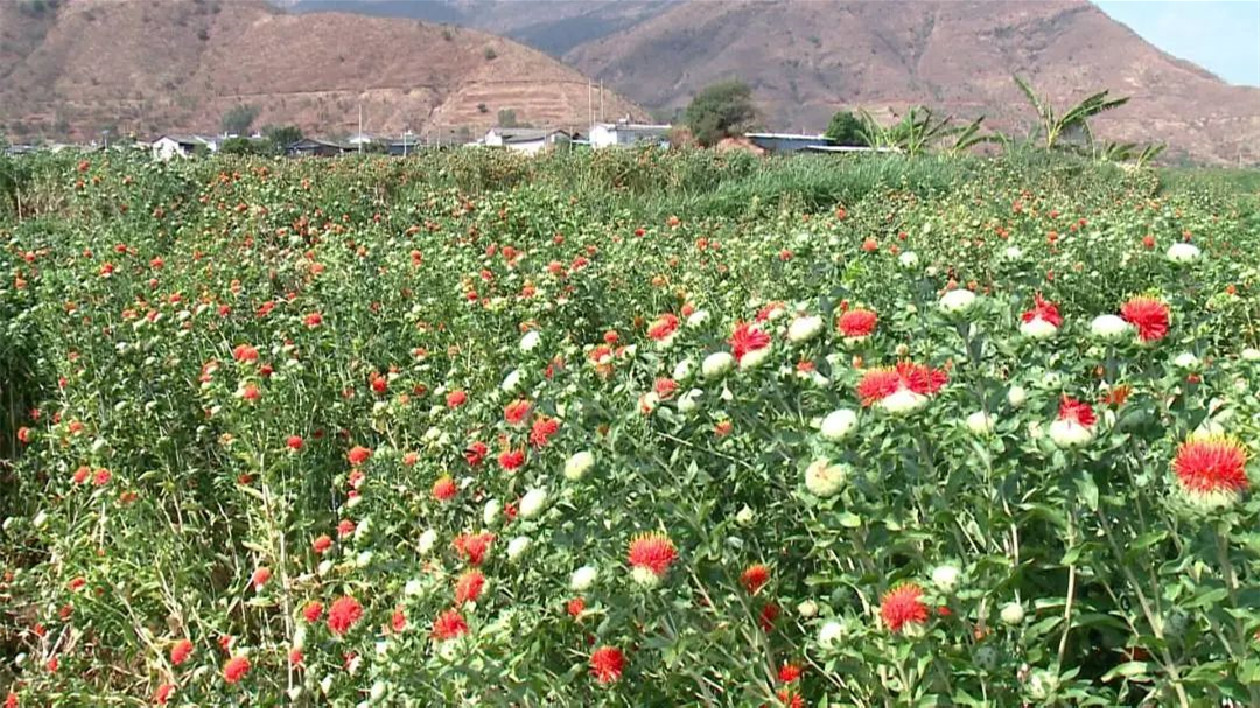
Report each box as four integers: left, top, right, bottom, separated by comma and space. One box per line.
599, 81, 604, 123
357, 100, 363, 155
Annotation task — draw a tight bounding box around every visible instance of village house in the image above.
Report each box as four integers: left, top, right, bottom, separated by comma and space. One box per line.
285, 138, 355, 157
589, 120, 671, 149
151, 135, 218, 160
744, 132, 833, 154
481, 128, 571, 155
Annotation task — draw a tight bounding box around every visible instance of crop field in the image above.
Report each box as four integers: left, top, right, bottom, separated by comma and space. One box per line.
2, 149, 1260, 706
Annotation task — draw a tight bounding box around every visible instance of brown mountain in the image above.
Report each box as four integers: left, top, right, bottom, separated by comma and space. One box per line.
0, 0, 644, 142
278, 0, 677, 56
280, 0, 1257, 164
562, 0, 1260, 164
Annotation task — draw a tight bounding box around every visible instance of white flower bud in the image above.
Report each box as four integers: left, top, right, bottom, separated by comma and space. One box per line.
819, 409, 857, 441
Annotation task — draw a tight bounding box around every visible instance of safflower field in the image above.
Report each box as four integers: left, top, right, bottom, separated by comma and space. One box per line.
2, 149, 1260, 706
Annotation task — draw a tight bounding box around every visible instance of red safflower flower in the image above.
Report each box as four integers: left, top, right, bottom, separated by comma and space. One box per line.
1120, 296, 1170, 342
312, 535, 333, 554
530, 416, 560, 447
391, 607, 407, 632
498, 449, 525, 471
1100, 384, 1132, 408
302, 600, 324, 623
454, 569, 486, 605
446, 390, 468, 407
327, 596, 364, 635
432, 609, 469, 642
759, 602, 780, 631
778, 663, 803, 683
464, 440, 488, 465
627, 533, 678, 577
347, 446, 372, 465
223, 655, 251, 684
286, 434, 304, 451
1058, 396, 1097, 427
93, 468, 111, 486
729, 322, 771, 360
567, 597, 585, 617
647, 314, 680, 342
154, 683, 175, 705
589, 646, 625, 685
1021, 294, 1063, 327
288, 648, 303, 666
504, 399, 532, 425
837, 308, 877, 338
337, 519, 355, 538
654, 377, 678, 400
742, 564, 771, 594
304, 312, 323, 328
1142, 235, 1156, 250
4, 692, 14, 708
756, 302, 787, 322
232, 343, 259, 363
170, 638, 193, 666
250, 567, 271, 589
453, 532, 494, 565
432, 475, 458, 502
1173, 435, 1249, 507
880, 583, 929, 633
856, 362, 947, 406
777, 688, 806, 708
73, 466, 90, 484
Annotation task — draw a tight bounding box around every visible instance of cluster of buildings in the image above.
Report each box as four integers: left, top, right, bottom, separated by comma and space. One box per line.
141, 120, 676, 160
7, 122, 892, 160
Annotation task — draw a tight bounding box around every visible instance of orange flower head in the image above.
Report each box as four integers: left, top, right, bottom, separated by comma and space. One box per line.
1173, 434, 1249, 509
627, 533, 678, 577
880, 582, 929, 633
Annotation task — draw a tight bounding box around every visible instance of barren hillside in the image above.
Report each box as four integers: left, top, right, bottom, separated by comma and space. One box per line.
0, 0, 644, 142
564, 0, 1260, 164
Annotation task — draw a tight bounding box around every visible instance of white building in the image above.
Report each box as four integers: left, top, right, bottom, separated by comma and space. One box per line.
482, 128, 571, 155
151, 135, 218, 160
589, 121, 671, 149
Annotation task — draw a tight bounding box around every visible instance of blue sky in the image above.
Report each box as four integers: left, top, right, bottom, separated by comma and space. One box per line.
1094, 1, 1260, 85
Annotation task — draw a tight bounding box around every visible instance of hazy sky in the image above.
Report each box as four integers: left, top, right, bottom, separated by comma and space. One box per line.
1094, 0, 1260, 85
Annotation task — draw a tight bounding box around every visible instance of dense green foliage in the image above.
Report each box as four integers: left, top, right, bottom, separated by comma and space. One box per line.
221, 105, 261, 137
1, 149, 1260, 706
684, 81, 758, 147
824, 112, 866, 147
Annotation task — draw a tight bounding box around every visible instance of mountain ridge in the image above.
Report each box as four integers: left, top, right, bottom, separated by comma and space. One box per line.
282, 0, 1260, 164
0, 0, 645, 142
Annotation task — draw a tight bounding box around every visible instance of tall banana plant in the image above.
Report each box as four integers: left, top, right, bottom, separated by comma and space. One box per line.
945, 116, 1004, 156
1013, 75, 1129, 152
856, 106, 955, 157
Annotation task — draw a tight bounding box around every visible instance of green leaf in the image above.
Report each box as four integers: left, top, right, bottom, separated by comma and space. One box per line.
1101, 662, 1151, 682
837, 512, 862, 528
1076, 472, 1099, 511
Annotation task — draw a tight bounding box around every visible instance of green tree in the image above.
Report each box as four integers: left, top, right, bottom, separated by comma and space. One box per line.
1013, 76, 1129, 152
261, 125, 302, 154
220, 104, 259, 136
824, 111, 866, 147
218, 137, 270, 156
684, 81, 757, 147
